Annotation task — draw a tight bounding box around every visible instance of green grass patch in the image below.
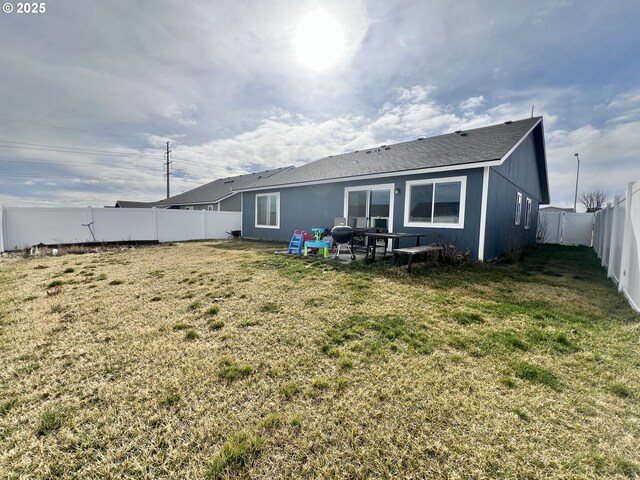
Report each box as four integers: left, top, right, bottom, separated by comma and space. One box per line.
0, 397, 18, 417
207, 319, 225, 330
206, 431, 263, 479
217, 358, 253, 382
63, 267, 75, 274
47, 280, 63, 288
172, 322, 190, 331
205, 304, 220, 316
280, 382, 301, 399
188, 300, 202, 310
259, 302, 279, 313
513, 362, 561, 390
36, 406, 69, 437
184, 330, 199, 341
108, 279, 124, 285
260, 413, 282, 430
452, 311, 484, 325
609, 383, 632, 398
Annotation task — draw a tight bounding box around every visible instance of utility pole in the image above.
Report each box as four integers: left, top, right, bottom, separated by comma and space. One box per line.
573, 153, 580, 212
165, 141, 171, 199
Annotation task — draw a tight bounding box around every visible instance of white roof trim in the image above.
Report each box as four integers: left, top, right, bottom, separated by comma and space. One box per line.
496, 118, 542, 164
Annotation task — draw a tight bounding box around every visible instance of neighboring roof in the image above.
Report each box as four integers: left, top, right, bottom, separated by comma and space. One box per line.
114, 200, 158, 208
154, 167, 293, 207
540, 206, 574, 213
237, 117, 546, 193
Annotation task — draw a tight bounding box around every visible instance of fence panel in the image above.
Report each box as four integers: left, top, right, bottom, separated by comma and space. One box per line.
537, 210, 594, 246
156, 209, 204, 242
3, 207, 91, 251
0, 206, 241, 251
92, 208, 155, 242
561, 213, 594, 246
593, 180, 640, 312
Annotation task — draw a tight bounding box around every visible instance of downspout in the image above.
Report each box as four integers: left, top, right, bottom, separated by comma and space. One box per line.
477, 166, 490, 261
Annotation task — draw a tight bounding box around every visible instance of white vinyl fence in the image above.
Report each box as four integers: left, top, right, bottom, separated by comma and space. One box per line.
0, 206, 241, 252
538, 210, 594, 246
593, 181, 640, 312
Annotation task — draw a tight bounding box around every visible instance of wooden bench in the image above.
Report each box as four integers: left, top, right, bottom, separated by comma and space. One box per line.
392, 245, 443, 273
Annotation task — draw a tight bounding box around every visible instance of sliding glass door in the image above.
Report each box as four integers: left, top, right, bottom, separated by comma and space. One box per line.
344, 184, 394, 231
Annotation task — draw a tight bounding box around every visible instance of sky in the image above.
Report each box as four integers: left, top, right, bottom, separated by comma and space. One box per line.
0, 0, 639, 210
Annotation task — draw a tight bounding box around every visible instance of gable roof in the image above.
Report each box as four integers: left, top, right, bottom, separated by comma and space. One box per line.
114, 200, 158, 208
236, 117, 547, 197
154, 167, 293, 207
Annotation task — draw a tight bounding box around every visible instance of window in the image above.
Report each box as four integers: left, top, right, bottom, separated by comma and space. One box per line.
404, 176, 466, 228
184, 206, 194, 211
515, 192, 523, 225
255, 192, 280, 229
207, 204, 216, 211
525, 198, 532, 229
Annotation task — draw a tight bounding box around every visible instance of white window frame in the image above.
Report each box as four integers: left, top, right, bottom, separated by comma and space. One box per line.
207, 204, 217, 211
403, 176, 466, 229
255, 192, 280, 229
524, 197, 532, 229
515, 192, 523, 225
343, 183, 395, 232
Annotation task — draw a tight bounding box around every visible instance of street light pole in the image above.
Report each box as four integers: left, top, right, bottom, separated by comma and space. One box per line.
573, 153, 580, 212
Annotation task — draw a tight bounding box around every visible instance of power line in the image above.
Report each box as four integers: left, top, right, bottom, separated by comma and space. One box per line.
0, 140, 162, 160
0, 171, 204, 185
0, 156, 161, 172
0, 118, 152, 141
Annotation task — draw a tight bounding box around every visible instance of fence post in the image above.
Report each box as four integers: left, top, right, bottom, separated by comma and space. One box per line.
201, 209, 207, 239
152, 208, 158, 241
601, 204, 611, 267
0, 205, 5, 253
618, 183, 634, 294
607, 196, 620, 278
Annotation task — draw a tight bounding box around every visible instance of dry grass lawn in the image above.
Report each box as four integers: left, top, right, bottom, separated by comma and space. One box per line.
0, 241, 639, 478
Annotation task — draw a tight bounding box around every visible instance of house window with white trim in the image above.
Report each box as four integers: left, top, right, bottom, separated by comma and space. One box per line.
404, 176, 466, 228
515, 192, 523, 225
184, 206, 194, 211
255, 192, 280, 229
207, 204, 216, 211
524, 197, 532, 229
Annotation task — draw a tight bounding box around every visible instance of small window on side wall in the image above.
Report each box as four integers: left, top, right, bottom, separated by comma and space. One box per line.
255, 192, 280, 229
524, 197, 532, 229
515, 192, 522, 225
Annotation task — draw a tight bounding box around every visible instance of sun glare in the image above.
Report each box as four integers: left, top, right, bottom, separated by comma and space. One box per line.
294, 10, 345, 71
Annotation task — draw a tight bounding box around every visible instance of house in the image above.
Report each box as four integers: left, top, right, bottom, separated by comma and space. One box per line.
234, 117, 549, 261
113, 200, 158, 208
540, 206, 574, 213
153, 167, 293, 211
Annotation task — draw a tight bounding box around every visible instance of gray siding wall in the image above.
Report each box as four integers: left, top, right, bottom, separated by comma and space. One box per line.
242, 168, 485, 259
179, 204, 216, 211
220, 194, 241, 212
484, 133, 541, 260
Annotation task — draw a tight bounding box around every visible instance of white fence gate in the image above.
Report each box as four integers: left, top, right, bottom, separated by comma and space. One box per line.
0, 206, 242, 252
538, 210, 594, 246
593, 181, 640, 312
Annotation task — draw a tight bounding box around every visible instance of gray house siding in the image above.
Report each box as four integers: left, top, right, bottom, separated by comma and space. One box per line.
242, 168, 485, 258
484, 133, 542, 260
220, 194, 241, 212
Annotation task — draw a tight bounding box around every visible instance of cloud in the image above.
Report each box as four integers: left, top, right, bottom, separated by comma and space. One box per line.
459, 96, 485, 111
